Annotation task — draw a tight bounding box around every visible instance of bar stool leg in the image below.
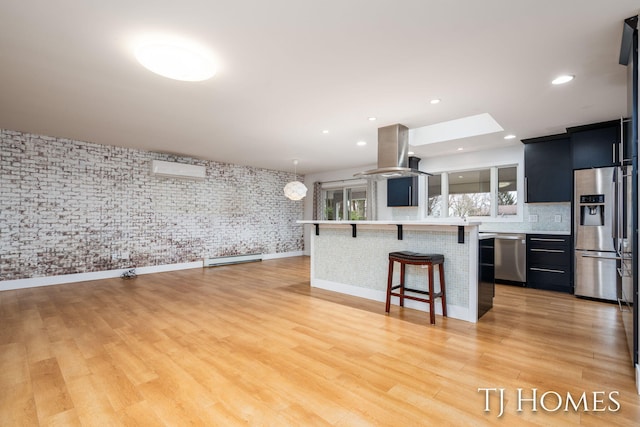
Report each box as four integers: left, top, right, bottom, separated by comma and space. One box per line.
439, 262, 447, 318
427, 263, 435, 324
385, 258, 394, 313
399, 262, 406, 307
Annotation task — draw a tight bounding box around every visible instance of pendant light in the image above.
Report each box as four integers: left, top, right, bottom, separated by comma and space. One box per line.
284, 159, 307, 200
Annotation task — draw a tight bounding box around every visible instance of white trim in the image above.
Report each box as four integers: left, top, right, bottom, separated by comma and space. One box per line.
263, 251, 304, 260
0, 251, 304, 291
636, 364, 640, 395
311, 278, 475, 323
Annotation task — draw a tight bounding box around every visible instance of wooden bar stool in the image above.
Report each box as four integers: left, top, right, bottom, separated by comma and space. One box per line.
385, 251, 447, 324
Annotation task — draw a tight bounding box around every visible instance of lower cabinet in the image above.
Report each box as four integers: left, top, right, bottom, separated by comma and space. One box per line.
479, 237, 495, 318
526, 234, 572, 293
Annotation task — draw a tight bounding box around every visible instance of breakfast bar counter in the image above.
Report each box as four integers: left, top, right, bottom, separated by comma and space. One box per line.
298, 220, 484, 323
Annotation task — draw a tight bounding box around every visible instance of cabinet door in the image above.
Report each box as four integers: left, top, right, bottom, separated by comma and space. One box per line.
571, 122, 620, 169
524, 137, 572, 203
387, 177, 418, 206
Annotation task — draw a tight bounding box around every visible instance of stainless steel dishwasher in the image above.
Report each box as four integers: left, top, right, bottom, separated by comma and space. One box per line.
494, 233, 527, 285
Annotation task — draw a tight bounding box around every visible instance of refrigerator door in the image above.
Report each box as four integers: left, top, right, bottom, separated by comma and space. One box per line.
574, 167, 616, 252
575, 250, 619, 301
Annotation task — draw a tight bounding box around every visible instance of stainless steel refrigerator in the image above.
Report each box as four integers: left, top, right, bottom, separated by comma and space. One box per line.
574, 167, 620, 301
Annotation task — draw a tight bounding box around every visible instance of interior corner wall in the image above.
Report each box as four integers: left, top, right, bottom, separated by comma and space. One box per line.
0, 129, 304, 281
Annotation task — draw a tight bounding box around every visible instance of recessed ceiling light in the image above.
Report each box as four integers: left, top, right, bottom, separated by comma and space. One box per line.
408, 151, 415, 155
552, 74, 574, 85
458, 175, 464, 179
368, 117, 377, 121
504, 134, 516, 140
134, 36, 216, 81
430, 99, 441, 105
457, 147, 464, 151
356, 141, 367, 146
322, 130, 329, 134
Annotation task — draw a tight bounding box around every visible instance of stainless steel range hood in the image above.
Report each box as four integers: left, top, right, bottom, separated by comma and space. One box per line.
354, 124, 431, 179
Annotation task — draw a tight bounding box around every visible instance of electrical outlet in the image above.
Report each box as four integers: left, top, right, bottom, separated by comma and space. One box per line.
554, 214, 562, 223
528, 214, 538, 222
111, 253, 119, 261
121, 251, 130, 260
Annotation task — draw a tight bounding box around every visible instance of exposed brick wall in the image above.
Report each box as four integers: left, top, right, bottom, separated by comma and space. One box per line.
0, 129, 304, 280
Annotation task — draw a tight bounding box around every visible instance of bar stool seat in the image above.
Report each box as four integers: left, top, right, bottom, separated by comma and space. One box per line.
385, 251, 447, 324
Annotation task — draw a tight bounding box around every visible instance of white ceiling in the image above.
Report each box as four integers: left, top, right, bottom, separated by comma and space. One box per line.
0, 1, 637, 174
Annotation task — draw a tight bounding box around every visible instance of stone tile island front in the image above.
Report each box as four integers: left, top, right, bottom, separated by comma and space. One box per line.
298, 220, 485, 323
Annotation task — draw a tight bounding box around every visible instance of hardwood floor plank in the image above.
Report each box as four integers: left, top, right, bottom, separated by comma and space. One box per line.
1, 256, 639, 426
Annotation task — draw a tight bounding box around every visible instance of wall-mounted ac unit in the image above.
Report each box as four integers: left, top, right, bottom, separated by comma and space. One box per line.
150, 160, 206, 180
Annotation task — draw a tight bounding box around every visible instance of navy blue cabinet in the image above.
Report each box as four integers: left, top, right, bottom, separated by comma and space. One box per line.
387, 177, 418, 207
523, 134, 572, 203
569, 120, 621, 169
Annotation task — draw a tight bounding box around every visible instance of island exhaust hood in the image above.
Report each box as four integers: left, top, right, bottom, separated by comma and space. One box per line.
354, 124, 431, 179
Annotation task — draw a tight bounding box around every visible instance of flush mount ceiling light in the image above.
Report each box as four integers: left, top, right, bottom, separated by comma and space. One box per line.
322, 130, 329, 134
368, 117, 377, 121
430, 99, 441, 104
356, 141, 367, 146
504, 134, 516, 140
284, 160, 307, 201
134, 36, 216, 81
552, 74, 574, 85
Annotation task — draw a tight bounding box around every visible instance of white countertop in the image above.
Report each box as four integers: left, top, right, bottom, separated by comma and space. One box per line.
298, 219, 482, 226
480, 229, 571, 236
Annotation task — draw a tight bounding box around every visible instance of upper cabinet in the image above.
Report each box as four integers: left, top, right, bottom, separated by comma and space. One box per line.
523, 134, 572, 203
387, 176, 418, 206
569, 120, 622, 169
523, 119, 627, 203
386, 156, 421, 207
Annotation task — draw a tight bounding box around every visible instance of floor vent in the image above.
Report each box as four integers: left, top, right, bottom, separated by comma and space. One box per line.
204, 253, 263, 267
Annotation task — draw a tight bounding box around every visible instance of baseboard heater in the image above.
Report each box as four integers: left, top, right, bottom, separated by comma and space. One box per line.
203, 253, 263, 267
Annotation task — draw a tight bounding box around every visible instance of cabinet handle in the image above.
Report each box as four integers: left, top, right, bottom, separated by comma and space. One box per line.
524, 177, 528, 203
530, 267, 565, 274
530, 237, 565, 242
612, 142, 616, 164
530, 248, 565, 253
408, 186, 412, 205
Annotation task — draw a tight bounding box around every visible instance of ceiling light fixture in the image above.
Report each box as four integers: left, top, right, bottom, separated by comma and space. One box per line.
356, 141, 367, 146
504, 134, 516, 140
408, 151, 415, 155
430, 99, 441, 104
322, 130, 329, 134
457, 147, 464, 151
551, 74, 574, 85
368, 117, 377, 121
283, 160, 307, 201
134, 36, 216, 82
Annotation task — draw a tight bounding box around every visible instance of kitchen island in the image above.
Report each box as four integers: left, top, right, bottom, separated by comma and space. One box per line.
298, 220, 486, 323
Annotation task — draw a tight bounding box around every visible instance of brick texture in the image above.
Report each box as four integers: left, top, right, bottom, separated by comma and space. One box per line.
0, 130, 304, 280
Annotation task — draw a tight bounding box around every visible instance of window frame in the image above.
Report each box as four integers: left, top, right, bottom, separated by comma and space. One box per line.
321, 180, 369, 221
425, 164, 521, 221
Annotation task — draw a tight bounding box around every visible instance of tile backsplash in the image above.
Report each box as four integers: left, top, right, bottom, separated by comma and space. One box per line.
479, 203, 571, 233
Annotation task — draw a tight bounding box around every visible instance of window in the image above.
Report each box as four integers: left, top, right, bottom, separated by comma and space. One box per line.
426, 165, 519, 218
322, 182, 368, 220
497, 166, 518, 216
427, 174, 442, 216
448, 169, 491, 217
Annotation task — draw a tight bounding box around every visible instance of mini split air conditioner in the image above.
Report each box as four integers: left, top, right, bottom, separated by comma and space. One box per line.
150, 160, 206, 180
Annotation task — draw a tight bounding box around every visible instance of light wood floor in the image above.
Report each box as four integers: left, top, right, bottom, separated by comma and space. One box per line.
1, 256, 639, 426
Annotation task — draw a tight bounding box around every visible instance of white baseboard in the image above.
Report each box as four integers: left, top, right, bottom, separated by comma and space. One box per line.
263, 251, 304, 260
311, 278, 475, 323
0, 251, 304, 292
